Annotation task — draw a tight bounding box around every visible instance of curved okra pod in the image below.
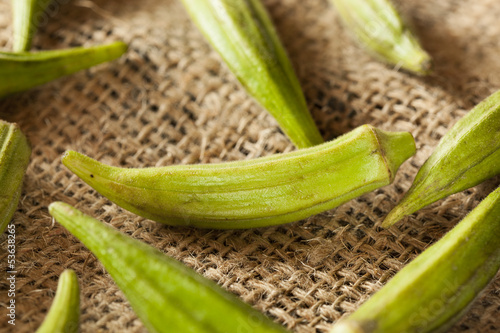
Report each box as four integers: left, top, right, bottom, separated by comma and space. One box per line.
62, 125, 415, 229
48, 202, 289, 333
383, 89, 500, 227
181, 0, 323, 148
331, 186, 500, 333
0, 41, 127, 99
0, 120, 31, 233
329, 0, 431, 74
12, 0, 53, 52
36, 269, 80, 333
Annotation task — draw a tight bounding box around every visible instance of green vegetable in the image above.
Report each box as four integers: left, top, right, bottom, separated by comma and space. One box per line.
0, 42, 127, 99
36, 269, 80, 333
62, 125, 415, 229
12, 0, 53, 52
329, 0, 431, 74
48, 202, 289, 333
0, 120, 31, 233
330, 186, 500, 333
181, 0, 323, 148
383, 89, 500, 227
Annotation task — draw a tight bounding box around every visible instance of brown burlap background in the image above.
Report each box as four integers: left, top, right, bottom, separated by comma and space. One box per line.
0, 0, 499, 332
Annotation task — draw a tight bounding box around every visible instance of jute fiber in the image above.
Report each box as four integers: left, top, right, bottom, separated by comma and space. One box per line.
0, 0, 499, 331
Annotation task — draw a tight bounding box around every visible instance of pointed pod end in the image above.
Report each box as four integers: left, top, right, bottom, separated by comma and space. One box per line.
58, 268, 80, 300
61, 150, 78, 172
48, 201, 75, 219
391, 30, 433, 75
401, 48, 433, 75
61, 150, 77, 164
60, 268, 78, 283
417, 55, 433, 75
372, 128, 416, 182
381, 204, 407, 228
105, 41, 128, 60
61, 150, 95, 180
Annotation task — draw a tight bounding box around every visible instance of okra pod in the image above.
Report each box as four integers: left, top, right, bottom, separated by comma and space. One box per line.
62, 125, 415, 229
330, 186, 500, 333
383, 89, 500, 227
12, 0, 53, 52
48, 202, 289, 333
0, 120, 31, 233
37, 269, 80, 333
0, 42, 127, 99
181, 0, 323, 148
329, 0, 431, 74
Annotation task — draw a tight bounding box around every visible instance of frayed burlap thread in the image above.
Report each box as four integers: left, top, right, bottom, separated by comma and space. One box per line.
0, 0, 499, 332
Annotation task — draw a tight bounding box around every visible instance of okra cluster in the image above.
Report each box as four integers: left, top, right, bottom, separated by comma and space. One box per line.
2, 1, 499, 333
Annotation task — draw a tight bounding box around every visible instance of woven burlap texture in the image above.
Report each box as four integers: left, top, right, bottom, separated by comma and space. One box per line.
0, 0, 499, 332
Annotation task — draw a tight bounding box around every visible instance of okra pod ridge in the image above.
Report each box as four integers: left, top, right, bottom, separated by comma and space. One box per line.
48, 202, 289, 333
0, 120, 31, 233
36, 269, 80, 333
331, 186, 500, 333
62, 125, 415, 229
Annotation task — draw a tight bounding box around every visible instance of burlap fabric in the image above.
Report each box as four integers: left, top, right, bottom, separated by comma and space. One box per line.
0, 0, 499, 331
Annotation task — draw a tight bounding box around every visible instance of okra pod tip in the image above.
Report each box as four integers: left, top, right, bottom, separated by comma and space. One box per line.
382, 89, 500, 228
36, 268, 80, 333
330, 0, 432, 75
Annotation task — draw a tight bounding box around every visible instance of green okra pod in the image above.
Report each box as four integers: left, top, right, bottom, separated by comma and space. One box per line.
48, 202, 289, 333
329, 0, 431, 74
181, 0, 323, 148
0, 120, 31, 233
37, 269, 80, 333
330, 186, 500, 333
0, 41, 127, 99
383, 89, 500, 227
62, 124, 415, 229
12, 0, 53, 52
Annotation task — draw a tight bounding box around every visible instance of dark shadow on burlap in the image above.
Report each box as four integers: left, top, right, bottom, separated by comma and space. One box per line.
0, 0, 499, 332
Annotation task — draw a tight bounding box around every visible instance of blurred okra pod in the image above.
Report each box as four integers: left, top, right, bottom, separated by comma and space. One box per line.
181, 0, 323, 148
383, 89, 500, 227
48, 202, 289, 333
36, 269, 80, 333
62, 125, 415, 229
331, 186, 500, 333
329, 0, 431, 74
0, 41, 127, 99
0, 120, 31, 233
12, 0, 53, 52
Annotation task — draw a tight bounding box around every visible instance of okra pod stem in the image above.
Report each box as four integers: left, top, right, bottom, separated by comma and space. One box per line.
383, 89, 500, 227
0, 120, 31, 233
330, 186, 500, 333
36, 269, 80, 333
0, 42, 127, 99
181, 0, 323, 148
12, 0, 53, 52
62, 125, 415, 229
329, 0, 431, 74
48, 202, 289, 333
